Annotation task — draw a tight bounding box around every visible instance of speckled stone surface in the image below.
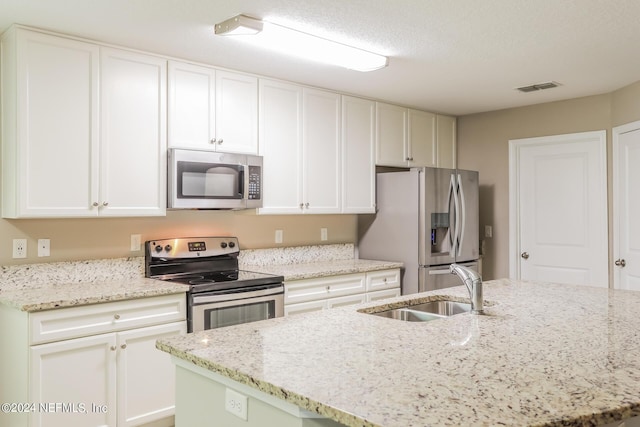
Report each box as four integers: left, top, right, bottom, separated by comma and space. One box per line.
239, 243, 402, 280
243, 258, 403, 281
157, 279, 640, 427
239, 243, 355, 266
0, 258, 187, 312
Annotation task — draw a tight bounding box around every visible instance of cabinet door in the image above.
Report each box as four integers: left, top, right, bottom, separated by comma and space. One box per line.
408, 109, 437, 167
167, 60, 216, 149
342, 96, 375, 213
30, 334, 117, 427
215, 70, 258, 154
375, 102, 407, 167
116, 322, 186, 426
302, 88, 341, 213
4, 29, 100, 218
100, 47, 167, 216
257, 79, 303, 214
436, 114, 457, 168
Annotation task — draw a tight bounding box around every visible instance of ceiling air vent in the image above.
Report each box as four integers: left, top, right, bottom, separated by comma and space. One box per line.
516, 81, 561, 93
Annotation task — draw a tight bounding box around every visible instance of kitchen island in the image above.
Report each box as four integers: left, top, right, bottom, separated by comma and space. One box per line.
157, 279, 640, 427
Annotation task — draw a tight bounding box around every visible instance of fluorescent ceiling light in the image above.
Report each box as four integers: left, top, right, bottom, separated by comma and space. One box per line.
214, 14, 388, 72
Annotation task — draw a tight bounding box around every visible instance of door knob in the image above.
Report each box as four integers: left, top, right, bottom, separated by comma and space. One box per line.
521, 252, 529, 260
615, 259, 627, 267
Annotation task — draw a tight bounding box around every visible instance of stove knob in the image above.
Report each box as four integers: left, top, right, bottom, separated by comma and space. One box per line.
155, 245, 163, 253
228, 241, 236, 248
164, 245, 172, 252
220, 242, 228, 249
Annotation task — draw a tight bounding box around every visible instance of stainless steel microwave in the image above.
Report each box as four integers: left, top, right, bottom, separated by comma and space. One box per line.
168, 148, 263, 210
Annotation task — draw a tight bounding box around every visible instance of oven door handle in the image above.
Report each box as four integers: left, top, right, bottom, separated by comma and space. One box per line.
191, 285, 283, 305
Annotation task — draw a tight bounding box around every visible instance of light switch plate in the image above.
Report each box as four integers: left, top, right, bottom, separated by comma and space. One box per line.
37, 239, 50, 257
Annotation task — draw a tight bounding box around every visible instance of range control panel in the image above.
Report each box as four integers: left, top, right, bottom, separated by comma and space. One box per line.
146, 237, 239, 259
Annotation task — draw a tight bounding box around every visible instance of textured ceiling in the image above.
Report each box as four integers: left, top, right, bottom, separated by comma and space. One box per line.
1, 0, 640, 115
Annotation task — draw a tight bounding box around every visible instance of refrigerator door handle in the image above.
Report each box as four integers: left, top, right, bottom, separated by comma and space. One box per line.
452, 174, 461, 256
447, 174, 457, 256
428, 268, 453, 275
457, 173, 466, 257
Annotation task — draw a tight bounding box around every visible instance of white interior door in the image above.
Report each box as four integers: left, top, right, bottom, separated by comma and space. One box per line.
613, 122, 640, 290
509, 131, 608, 287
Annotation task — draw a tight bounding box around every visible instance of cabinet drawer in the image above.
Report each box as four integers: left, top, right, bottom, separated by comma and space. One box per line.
326, 293, 367, 309
284, 273, 366, 305
366, 288, 401, 303
366, 269, 401, 292
30, 294, 186, 345
284, 300, 326, 316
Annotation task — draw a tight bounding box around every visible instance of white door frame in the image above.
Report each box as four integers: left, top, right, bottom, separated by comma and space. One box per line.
508, 130, 608, 280
612, 119, 640, 288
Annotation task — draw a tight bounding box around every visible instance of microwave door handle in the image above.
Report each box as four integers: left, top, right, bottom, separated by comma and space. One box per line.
241, 164, 249, 201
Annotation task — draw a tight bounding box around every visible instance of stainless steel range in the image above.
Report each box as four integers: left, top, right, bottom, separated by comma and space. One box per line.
145, 237, 284, 332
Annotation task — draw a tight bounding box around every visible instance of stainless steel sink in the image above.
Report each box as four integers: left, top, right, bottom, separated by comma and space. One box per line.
368, 300, 472, 322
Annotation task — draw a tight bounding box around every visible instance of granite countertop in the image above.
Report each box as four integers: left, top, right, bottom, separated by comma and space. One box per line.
0, 258, 188, 312
242, 258, 403, 281
157, 279, 640, 427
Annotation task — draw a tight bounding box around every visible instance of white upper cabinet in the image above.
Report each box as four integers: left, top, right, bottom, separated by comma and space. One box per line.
1, 28, 100, 217
375, 102, 407, 167
342, 96, 376, 213
1, 27, 167, 218
302, 88, 342, 214
258, 82, 342, 214
375, 101, 456, 169
168, 60, 258, 154
258, 79, 303, 214
100, 47, 167, 217
408, 109, 437, 167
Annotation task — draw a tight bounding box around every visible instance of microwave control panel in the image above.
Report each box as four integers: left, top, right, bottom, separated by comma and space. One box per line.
248, 166, 261, 200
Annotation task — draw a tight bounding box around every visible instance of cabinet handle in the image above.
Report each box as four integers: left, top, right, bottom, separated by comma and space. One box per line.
406, 157, 414, 161
121, 344, 127, 350
92, 202, 99, 207
210, 138, 216, 144
305, 203, 309, 208
299, 203, 304, 209
326, 286, 330, 291
218, 138, 224, 144
383, 278, 387, 283
102, 202, 109, 207
114, 314, 120, 320
110, 346, 116, 351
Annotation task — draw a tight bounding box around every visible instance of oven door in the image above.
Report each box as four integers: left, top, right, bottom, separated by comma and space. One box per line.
189, 284, 284, 332
169, 148, 248, 209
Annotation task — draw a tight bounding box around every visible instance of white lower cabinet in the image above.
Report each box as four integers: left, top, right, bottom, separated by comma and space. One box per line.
284, 269, 400, 316
1, 294, 186, 427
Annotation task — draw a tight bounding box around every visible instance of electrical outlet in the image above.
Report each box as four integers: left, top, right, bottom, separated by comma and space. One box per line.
13, 239, 27, 259
225, 388, 248, 420
321, 228, 328, 241
275, 229, 283, 244
130, 234, 141, 251
37, 239, 50, 257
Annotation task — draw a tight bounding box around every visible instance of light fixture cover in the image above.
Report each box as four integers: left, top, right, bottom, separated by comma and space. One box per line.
214, 14, 388, 72
215, 15, 263, 36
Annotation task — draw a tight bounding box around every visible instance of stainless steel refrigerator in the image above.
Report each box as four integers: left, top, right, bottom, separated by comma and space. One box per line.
358, 168, 480, 295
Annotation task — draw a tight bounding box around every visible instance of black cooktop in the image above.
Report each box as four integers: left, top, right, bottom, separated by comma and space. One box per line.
145, 237, 284, 293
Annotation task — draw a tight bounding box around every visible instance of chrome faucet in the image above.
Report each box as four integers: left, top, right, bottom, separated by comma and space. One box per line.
449, 264, 484, 314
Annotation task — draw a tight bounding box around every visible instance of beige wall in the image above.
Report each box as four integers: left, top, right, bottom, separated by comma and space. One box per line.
458, 81, 640, 280
0, 210, 357, 265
